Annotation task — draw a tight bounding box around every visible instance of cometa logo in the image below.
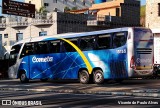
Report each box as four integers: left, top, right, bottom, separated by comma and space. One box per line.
136, 58, 151, 63
32, 56, 53, 63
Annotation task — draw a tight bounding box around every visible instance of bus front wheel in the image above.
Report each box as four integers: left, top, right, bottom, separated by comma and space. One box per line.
93, 69, 104, 84
20, 73, 29, 83
79, 70, 89, 84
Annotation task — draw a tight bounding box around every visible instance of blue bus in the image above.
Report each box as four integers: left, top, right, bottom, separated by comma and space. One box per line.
7, 27, 153, 84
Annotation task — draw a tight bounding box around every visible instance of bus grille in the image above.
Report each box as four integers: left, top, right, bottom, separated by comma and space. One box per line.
136, 48, 152, 54
110, 61, 128, 79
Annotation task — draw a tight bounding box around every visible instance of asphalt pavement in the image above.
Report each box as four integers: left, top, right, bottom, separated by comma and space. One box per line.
0, 79, 160, 98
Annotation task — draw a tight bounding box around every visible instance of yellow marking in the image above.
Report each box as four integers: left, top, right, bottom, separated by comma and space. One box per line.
60, 38, 92, 74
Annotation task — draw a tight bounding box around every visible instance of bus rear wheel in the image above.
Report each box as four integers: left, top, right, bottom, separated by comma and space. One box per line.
20, 73, 29, 83
79, 70, 89, 84
93, 69, 104, 84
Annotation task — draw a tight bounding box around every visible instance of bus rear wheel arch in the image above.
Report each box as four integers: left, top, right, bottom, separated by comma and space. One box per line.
93, 68, 104, 84
19, 71, 29, 83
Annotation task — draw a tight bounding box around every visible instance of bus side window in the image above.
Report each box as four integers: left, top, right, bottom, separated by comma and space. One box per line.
113, 32, 127, 48
20, 43, 34, 58
79, 36, 94, 51
49, 40, 60, 53
34, 41, 49, 54
96, 34, 112, 49
62, 39, 78, 52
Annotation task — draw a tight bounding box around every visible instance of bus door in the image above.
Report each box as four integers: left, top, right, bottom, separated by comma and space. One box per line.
29, 41, 54, 79
134, 28, 153, 71
19, 43, 34, 79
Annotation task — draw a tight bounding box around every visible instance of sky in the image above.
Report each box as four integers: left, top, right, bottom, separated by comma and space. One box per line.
0, 0, 146, 16
141, 0, 146, 6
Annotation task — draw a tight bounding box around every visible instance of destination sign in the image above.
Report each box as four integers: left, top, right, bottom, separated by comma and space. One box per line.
2, 0, 35, 18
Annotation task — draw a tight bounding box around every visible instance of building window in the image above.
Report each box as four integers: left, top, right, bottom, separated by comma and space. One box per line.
0, 34, 2, 49
39, 31, 47, 36
53, 0, 57, 3
91, 0, 94, 4
16, 33, 23, 42
82, 0, 85, 5
63, 0, 67, 4
44, 3, 49, 7
158, 3, 160, 16
73, 0, 76, 5
4, 34, 8, 38
116, 8, 120, 16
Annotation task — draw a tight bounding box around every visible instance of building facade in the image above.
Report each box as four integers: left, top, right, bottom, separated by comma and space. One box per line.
88, 0, 140, 27
0, 12, 100, 58
146, 0, 160, 29
69, 0, 140, 28
25, 0, 92, 12
0, 0, 141, 58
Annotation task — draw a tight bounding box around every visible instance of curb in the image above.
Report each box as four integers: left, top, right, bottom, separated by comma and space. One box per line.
0, 88, 160, 98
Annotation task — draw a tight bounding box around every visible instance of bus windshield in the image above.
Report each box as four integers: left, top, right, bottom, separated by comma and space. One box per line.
9, 44, 22, 66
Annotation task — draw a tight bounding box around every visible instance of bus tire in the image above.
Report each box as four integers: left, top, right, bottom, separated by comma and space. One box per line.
93, 69, 104, 84
40, 78, 48, 82
79, 70, 89, 84
20, 72, 29, 83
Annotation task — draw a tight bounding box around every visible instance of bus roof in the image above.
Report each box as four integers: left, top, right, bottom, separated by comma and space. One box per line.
13, 27, 140, 46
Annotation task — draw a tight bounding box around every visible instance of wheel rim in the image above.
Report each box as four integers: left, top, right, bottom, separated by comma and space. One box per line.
94, 72, 103, 83
80, 73, 87, 83
21, 74, 25, 81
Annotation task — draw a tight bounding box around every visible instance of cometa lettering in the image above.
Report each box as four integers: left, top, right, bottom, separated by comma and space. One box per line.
32, 56, 53, 63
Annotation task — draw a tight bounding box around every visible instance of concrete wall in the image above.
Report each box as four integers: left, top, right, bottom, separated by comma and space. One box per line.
146, 0, 160, 29
57, 12, 104, 34
25, 0, 92, 12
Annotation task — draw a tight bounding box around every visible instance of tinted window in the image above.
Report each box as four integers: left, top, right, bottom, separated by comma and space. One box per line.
62, 39, 78, 52
97, 34, 111, 49
20, 43, 34, 58
113, 32, 127, 48
34, 41, 49, 54
49, 40, 60, 53
79, 36, 95, 51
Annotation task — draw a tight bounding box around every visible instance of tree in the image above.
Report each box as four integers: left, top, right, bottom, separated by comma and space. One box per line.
140, 5, 146, 27
64, 6, 70, 12
36, 6, 48, 14
36, 6, 48, 19
72, 7, 78, 10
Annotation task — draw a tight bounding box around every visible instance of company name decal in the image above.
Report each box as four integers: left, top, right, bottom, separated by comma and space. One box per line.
136, 58, 151, 63
32, 56, 53, 63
